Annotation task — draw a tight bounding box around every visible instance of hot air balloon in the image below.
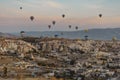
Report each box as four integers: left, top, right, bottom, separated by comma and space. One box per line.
112, 36, 117, 41
84, 29, 88, 33
20, 31, 25, 37
52, 21, 56, 25
20, 7, 22, 10
69, 25, 72, 29
99, 14, 102, 18
84, 29, 89, 40
48, 25, 51, 29
75, 26, 78, 30
84, 35, 88, 40
30, 16, 34, 21
54, 34, 58, 38
62, 14, 65, 18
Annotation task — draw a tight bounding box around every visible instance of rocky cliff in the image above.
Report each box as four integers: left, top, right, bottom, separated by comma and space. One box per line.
0, 38, 38, 56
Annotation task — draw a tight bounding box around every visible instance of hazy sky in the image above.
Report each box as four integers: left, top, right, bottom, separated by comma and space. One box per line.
0, 0, 120, 32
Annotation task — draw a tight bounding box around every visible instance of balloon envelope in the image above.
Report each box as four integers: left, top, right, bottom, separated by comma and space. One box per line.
99, 14, 102, 18
20, 7, 22, 9
52, 21, 56, 25
30, 16, 34, 21
62, 14, 65, 18
48, 25, 51, 29
75, 26, 78, 30
69, 25, 71, 29
20, 31, 25, 34
84, 29, 88, 32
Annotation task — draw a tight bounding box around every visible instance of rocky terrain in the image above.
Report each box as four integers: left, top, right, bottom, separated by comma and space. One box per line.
0, 37, 120, 80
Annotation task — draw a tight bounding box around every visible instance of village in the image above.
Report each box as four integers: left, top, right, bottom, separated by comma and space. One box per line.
0, 37, 119, 80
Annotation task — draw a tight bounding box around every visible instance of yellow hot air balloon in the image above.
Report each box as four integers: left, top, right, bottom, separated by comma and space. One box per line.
84, 29, 88, 33
112, 36, 117, 41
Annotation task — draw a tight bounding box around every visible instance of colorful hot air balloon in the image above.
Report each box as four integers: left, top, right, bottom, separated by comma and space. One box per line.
84, 29, 88, 33
112, 36, 117, 41
30, 16, 34, 21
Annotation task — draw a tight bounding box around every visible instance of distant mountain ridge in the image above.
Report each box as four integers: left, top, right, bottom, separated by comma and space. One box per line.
0, 32, 16, 38
12, 28, 120, 40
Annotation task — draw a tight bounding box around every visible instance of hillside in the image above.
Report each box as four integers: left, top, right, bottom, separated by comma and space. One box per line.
13, 28, 120, 40
0, 32, 16, 38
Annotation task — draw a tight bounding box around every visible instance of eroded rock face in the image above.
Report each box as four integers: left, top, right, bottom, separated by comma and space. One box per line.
33, 39, 120, 54
0, 38, 120, 79
0, 39, 37, 54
